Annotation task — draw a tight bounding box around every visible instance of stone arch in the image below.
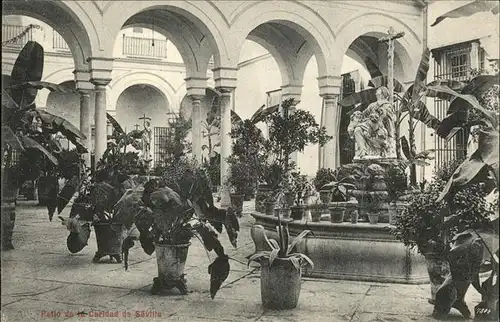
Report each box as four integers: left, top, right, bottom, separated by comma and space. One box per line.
108, 72, 176, 112
3, 0, 95, 70
230, 1, 342, 78
336, 13, 422, 80
98, 1, 231, 69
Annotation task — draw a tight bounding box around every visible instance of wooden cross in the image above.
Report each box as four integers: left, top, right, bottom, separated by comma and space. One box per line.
139, 113, 151, 127
378, 27, 405, 106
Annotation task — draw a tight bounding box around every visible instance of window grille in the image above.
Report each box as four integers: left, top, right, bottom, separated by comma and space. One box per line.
450, 53, 468, 78
432, 44, 473, 170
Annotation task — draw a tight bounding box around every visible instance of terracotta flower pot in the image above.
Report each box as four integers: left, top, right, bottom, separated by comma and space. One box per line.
329, 207, 345, 223
260, 258, 302, 309
290, 205, 305, 221
310, 210, 322, 222
423, 252, 450, 304
152, 242, 191, 295
368, 213, 380, 224
93, 223, 124, 263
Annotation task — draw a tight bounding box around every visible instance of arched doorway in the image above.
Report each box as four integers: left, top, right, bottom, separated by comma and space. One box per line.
115, 84, 171, 131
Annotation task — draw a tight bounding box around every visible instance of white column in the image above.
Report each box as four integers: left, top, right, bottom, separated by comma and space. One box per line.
78, 90, 92, 167
74, 70, 93, 168
321, 94, 341, 170
88, 57, 113, 169
190, 95, 204, 165
92, 82, 109, 167
217, 88, 233, 207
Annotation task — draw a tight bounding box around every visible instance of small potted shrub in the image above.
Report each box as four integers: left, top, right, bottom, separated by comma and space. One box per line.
322, 177, 356, 223
248, 219, 314, 309
289, 172, 313, 221
345, 197, 359, 224
385, 162, 409, 224
313, 168, 336, 203
226, 156, 250, 217
366, 195, 382, 224
308, 194, 324, 222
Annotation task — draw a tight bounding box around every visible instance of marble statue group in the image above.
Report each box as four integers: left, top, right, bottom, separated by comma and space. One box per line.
347, 86, 397, 159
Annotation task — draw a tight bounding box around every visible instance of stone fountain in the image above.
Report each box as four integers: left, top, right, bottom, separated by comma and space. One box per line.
250, 87, 427, 284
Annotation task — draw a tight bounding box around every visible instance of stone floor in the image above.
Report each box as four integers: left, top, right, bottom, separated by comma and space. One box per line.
1, 200, 482, 321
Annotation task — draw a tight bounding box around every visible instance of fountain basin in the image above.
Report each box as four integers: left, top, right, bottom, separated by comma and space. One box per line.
250, 213, 428, 284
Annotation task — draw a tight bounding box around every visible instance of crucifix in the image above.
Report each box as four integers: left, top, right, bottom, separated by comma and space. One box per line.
139, 113, 151, 128
378, 27, 405, 107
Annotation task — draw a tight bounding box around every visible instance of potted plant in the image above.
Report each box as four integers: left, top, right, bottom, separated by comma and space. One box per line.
116, 157, 240, 298
226, 156, 251, 218
345, 197, 359, 224
248, 218, 314, 309
229, 119, 267, 201
385, 161, 409, 224
313, 168, 336, 203
1, 41, 88, 250
366, 194, 383, 224
289, 172, 313, 221
308, 194, 324, 222
321, 171, 356, 223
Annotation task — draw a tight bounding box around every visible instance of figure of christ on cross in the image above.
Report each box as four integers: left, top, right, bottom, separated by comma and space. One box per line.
378, 27, 405, 109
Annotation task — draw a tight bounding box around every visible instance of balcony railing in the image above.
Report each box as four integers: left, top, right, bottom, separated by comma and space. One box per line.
122, 35, 167, 59
2, 24, 32, 48
52, 29, 70, 51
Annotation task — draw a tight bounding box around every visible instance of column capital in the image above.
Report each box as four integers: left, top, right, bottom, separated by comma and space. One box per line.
320, 93, 340, 101
281, 84, 303, 105
215, 86, 235, 97
317, 75, 342, 97
185, 76, 208, 97
73, 70, 94, 92
87, 57, 113, 86
213, 67, 237, 89
188, 94, 205, 102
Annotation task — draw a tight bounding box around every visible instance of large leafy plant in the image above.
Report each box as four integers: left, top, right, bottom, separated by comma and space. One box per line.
2, 41, 87, 185
115, 160, 240, 299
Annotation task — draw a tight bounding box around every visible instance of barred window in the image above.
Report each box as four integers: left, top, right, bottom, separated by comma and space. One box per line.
451, 53, 468, 78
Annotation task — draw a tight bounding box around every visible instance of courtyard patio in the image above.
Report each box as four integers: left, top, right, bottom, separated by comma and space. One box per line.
1, 199, 481, 322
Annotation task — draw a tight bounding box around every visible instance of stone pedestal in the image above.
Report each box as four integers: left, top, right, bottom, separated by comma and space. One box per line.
345, 158, 407, 223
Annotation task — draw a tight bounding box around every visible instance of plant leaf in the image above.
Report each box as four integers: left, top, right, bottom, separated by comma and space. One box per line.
269, 248, 279, 268
339, 88, 377, 107
431, 1, 499, 27
438, 127, 499, 202
9, 41, 44, 107
1, 126, 24, 150
291, 253, 315, 270
290, 257, 300, 271
247, 251, 271, 267
368, 76, 404, 93
20, 136, 58, 165
287, 230, 312, 255
412, 48, 430, 103
9, 81, 75, 93
208, 255, 230, 299
37, 109, 86, 140
250, 104, 279, 124
106, 113, 125, 136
